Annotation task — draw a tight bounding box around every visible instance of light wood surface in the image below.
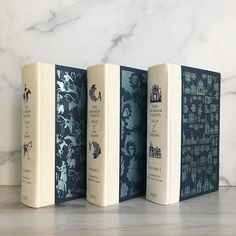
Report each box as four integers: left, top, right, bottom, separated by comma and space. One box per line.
0, 186, 235, 236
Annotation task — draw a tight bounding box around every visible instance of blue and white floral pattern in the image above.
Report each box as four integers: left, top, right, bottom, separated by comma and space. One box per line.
55, 65, 87, 203
119, 66, 147, 201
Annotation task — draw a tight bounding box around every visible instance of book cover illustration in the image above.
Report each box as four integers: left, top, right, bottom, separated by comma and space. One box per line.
55, 65, 87, 203
23, 84, 32, 103
150, 84, 162, 103
88, 83, 102, 160
180, 66, 220, 200
22, 84, 33, 161
148, 142, 162, 159
89, 84, 102, 102
119, 66, 147, 201
88, 141, 101, 159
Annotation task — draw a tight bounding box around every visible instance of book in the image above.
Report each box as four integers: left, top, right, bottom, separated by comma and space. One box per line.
21, 63, 87, 208
146, 64, 220, 205
86, 64, 147, 206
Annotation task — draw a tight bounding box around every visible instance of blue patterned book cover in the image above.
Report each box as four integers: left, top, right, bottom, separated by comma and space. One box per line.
119, 66, 147, 202
55, 65, 87, 203
180, 66, 220, 201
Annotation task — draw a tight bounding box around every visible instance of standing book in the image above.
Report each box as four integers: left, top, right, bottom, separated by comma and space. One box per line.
87, 64, 147, 206
21, 63, 87, 208
146, 63, 220, 205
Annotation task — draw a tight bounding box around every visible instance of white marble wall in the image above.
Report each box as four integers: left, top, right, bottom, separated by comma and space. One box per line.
0, 0, 235, 185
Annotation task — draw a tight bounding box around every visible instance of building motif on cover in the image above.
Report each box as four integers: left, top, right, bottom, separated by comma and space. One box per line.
149, 142, 162, 159
180, 67, 220, 200
150, 84, 162, 103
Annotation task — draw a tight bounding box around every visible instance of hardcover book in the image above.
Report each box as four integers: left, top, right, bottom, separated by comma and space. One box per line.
146, 64, 220, 205
21, 63, 87, 208
87, 64, 147, 206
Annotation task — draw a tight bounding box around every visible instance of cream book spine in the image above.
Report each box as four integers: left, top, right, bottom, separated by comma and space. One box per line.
21, 63, 55, 208
86, 64, 120, 206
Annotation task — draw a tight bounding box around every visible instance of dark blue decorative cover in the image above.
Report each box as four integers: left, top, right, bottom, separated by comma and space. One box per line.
55, 65, 87, 203
180, 66, 220, 201
119, 66, 147, 201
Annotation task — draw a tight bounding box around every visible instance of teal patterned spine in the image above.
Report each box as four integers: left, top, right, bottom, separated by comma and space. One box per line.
119, 66, 147, 201
55, 65, 87, 203
180, 66, 220, 200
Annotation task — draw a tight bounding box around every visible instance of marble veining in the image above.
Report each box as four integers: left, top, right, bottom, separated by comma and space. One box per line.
0, 151, 20, 166
26, 9, 82, 34
1, 0, 236, 185
102, 23, 137, 62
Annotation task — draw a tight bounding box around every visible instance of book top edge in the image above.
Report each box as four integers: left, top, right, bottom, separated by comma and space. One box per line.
21, 63, 86, 71
87, 63, 147, 72
148, 63, 220, 75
